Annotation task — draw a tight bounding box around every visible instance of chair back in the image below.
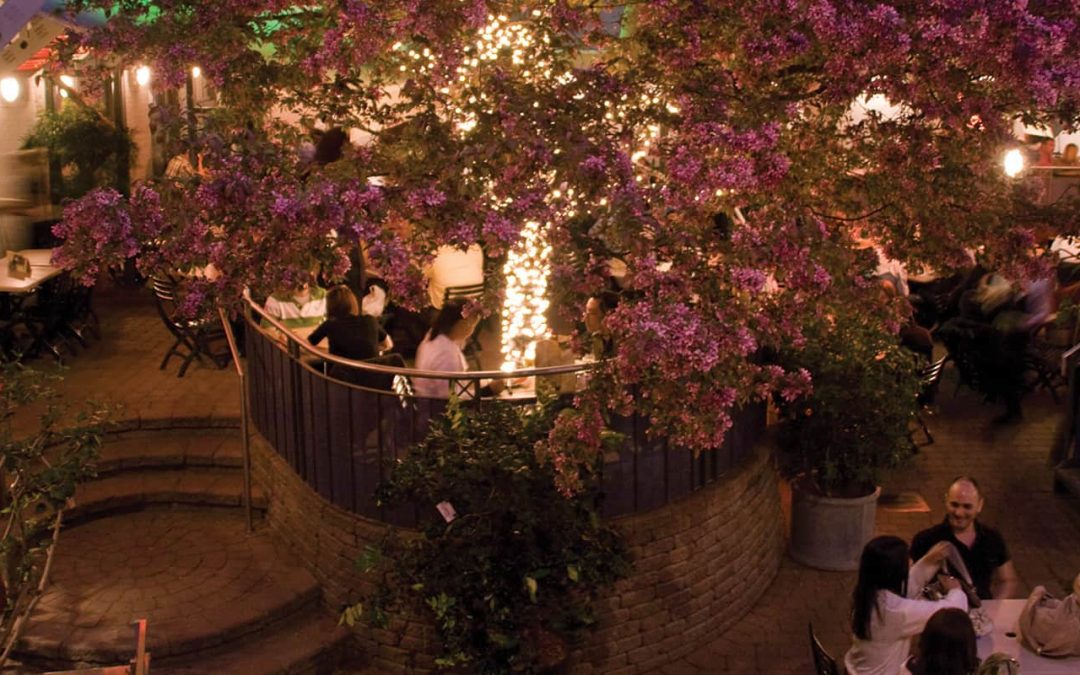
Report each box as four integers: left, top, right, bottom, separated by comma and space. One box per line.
809, 622, 840, 675
442, 283, 486, 368
150, 274, 184, 330
917, 355, 949, 405
443, 282, 485, 305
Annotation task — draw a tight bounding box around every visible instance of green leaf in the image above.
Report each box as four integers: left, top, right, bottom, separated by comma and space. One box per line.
566, 565, 579, 582
525, 576, 538, 603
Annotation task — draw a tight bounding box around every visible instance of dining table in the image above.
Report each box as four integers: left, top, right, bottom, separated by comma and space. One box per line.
977, 599, 1080, 674
0, 248, 65, 360
0, 248, 62, 294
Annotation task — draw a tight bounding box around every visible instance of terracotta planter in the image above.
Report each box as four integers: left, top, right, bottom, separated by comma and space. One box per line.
789, 477, 881, 571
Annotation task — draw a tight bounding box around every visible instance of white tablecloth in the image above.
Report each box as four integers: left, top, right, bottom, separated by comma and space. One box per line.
978, 599, 1080, 674
0, 248, 60, 293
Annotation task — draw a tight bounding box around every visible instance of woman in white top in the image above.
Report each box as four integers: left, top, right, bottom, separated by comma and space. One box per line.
844, 535, 968, 675
413, 302, 504, 399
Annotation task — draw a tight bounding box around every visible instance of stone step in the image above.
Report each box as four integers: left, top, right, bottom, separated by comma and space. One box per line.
70, 467, 267, 521
95, 430, 244, 475
18, 510, 326, 668
152, 606, 351, 675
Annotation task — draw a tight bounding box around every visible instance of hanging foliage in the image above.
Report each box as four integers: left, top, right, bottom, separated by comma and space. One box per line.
47, 1, 1080, 488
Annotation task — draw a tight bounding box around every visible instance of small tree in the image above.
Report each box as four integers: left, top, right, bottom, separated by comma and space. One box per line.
48, 1, 1080, 490
0, 365, 108, 667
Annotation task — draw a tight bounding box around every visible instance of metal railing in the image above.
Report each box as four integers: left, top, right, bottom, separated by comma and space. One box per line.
243, 295, 766, 524
1062, 342, 1080, 467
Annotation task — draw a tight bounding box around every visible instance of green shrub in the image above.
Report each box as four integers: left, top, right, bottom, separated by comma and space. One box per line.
345, 399, 630, 673
776, 312, 922, 497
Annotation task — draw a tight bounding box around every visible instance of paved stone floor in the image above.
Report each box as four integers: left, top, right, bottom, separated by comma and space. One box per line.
21, 509, 317, 665
13, 283, 1080, 673
11, 282, 239, 438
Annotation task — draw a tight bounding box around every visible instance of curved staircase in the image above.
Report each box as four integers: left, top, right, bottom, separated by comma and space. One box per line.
14, 428, 351, 674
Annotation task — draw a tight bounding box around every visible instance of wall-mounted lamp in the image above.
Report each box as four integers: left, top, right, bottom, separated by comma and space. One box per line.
135, 66, 151, 86
191, 66, 201, 79
58, 74, 75, 98
1003, 148, 1024, 178
0, 77, 20, 103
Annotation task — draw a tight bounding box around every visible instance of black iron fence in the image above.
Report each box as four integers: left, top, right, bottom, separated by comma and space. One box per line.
244, 300, 766, 524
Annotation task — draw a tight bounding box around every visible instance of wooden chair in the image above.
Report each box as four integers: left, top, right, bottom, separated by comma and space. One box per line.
913, 355, 949, 445
46, 618, 150, 675
1025, 317, 1064, 402
809, 622, 840, 675
151, 274, 231, 377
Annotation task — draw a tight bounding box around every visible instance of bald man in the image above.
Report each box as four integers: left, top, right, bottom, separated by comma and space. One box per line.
910, 476, 1019, 599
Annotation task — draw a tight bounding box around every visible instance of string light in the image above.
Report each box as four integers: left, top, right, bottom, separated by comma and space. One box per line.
391, 14, 682, 368
501, 219, 552, 369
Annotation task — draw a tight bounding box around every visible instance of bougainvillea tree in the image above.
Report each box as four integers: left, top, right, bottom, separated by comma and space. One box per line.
49, 1, 1080, 491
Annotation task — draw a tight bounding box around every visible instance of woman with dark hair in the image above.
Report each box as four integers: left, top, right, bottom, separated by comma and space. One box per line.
903, 607, 979, 675
307, 285, 388, 360
413, 302, 501, 398
845, 536, 968, 675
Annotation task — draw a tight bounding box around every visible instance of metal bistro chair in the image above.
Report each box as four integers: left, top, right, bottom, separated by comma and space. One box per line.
443, 282, 485, 369
151, 274, 231, 377
913, 354, 949, 446
809, 622, 840, 675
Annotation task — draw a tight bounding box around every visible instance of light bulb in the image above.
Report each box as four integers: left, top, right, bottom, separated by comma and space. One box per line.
1003, 149, 1024, 178
0, 77, 20, 103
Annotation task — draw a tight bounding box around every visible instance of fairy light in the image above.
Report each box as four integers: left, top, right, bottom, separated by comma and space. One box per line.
501, 219, 552, 369
392, 14, 682, 368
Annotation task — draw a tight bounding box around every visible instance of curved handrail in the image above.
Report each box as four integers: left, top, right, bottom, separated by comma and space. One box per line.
242, 297, 768, 522
243, 289, 594, 382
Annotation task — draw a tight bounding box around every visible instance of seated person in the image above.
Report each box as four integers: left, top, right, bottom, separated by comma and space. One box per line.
1057, 142, 1079, 166
584, 290, 619, 359
413, 302, 501, 399
362, 276, 390, 318
263, 281, 328, 347
911, 477, 1019, 600
845, 536, 967, 675
426, 243, 484, 309
307, 285, 390, 361
901, 608, 979, 675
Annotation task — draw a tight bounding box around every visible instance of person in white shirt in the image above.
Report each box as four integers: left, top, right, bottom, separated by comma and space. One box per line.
413, 302, 502, 399
426, 244, 484, 309
262, 282, 328, 348
844, 535, 968, 675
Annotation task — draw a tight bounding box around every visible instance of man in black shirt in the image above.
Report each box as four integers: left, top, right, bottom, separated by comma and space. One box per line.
910, 476, 1019, 599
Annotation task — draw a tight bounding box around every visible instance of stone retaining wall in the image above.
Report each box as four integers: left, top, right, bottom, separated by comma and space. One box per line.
249, 431, 783, 672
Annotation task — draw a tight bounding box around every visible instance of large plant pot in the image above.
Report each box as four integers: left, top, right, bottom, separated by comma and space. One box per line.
789, 478, 881, 571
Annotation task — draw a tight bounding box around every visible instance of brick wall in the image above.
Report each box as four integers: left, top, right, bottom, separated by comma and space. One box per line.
250, 431, 783, 672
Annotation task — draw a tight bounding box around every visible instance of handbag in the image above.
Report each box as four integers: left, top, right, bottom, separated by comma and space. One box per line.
919, 543, 981, 608
1018, 584, 1080, 657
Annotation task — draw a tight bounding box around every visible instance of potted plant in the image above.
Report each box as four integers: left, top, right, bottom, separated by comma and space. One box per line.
775, 309, 922, 571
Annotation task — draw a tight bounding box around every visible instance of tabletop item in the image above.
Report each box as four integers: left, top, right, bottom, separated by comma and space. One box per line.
977, 599, 1080, 674
7, 251, 30, 279
1018, 586, 1080, 657
970, 606, 994, 637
